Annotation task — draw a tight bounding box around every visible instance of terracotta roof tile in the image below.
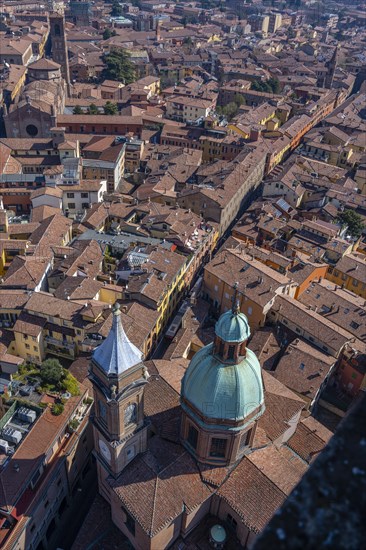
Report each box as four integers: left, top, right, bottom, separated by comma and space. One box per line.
218, 457, 286, 534
111, 436, 212, 536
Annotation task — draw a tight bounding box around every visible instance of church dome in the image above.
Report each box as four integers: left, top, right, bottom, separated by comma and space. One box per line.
215, 309, 251, 343
181, 344, 265, 425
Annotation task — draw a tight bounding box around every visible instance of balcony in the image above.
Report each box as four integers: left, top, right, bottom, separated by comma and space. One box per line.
45, 336, 75, 350
45, 336, 76, 358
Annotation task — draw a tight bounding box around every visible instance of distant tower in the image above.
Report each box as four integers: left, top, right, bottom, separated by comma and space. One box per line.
49, 12, 71, 97
324, 46, 338, 89
156, 20, 161, 42
89, 304, 149, 496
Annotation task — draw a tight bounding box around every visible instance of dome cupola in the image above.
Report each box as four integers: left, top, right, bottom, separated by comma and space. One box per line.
180, 298, 265, 466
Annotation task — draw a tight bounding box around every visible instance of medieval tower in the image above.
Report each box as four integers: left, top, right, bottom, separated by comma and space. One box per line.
49, 11, 71, 96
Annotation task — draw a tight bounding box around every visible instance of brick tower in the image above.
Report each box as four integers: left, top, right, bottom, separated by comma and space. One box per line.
49, 11, 71, 96
89, 303, 149, 500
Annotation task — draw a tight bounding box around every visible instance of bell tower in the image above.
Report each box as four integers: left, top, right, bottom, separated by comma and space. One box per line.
49, 11, 71, 97
90, 303, 149, 502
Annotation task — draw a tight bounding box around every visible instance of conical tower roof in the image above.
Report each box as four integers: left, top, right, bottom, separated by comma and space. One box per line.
92, 303, 143, 376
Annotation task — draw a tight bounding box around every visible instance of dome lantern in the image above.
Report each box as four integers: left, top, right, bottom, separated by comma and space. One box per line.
213, 286, 251, 364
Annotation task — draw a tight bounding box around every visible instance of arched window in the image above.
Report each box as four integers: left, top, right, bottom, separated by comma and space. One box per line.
54, 23, 61, 36
227, 345, 235, 360
124, 403, 137, 426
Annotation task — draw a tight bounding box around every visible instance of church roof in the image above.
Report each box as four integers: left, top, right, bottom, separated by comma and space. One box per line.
92, 303, 143, 375
28, 58, 61, 71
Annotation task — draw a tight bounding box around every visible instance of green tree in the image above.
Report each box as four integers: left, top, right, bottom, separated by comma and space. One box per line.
87, 103, 99, 115
111, 1, 123, 16
233, 93, 245, 107
183, 36, 193, 46
267, 77, 280, 94
103, 27, 112, 40
103, 49, 136, 84
51, 403, 64, 416
337, 210, 365, 239
217, 101, 239, 120
104, 101, 118, 115
73, 105, 83, 115
224, 102, 239, 119
251, 78, 279, 94
40, 358, 64, 386
62, 372, 80, 396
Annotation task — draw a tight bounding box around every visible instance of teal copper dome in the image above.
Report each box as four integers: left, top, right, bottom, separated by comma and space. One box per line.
215, 308, 251, 343
181, 343, 265, 427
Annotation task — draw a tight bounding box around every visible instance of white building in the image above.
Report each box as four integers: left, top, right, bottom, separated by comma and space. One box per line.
165, 95, 214, 123
59, 179, 107, 215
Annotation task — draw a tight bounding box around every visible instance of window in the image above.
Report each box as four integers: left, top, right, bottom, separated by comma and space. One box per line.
187, 425, 198, 450
352, 279, 359, 287
123, 507, 135, 536
350, 321, 360, 330
227, 513, 237, 531
124, 403, 137, 426
98, 400, 107, 424
247, 306, 252, 315
81, 193, 89, 198
68, 203, 75, 209
227, 345, 235, 360
239, 429, 251, 452
26, 124, 38, 137
30, 467, 42, 488
82, 203, 89, 209
66, 192, 74, 198
210, 438, 227, 458
25, 344, 30, 350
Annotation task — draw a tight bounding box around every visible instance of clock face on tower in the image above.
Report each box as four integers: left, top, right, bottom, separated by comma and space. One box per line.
99, 439, 111, 463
